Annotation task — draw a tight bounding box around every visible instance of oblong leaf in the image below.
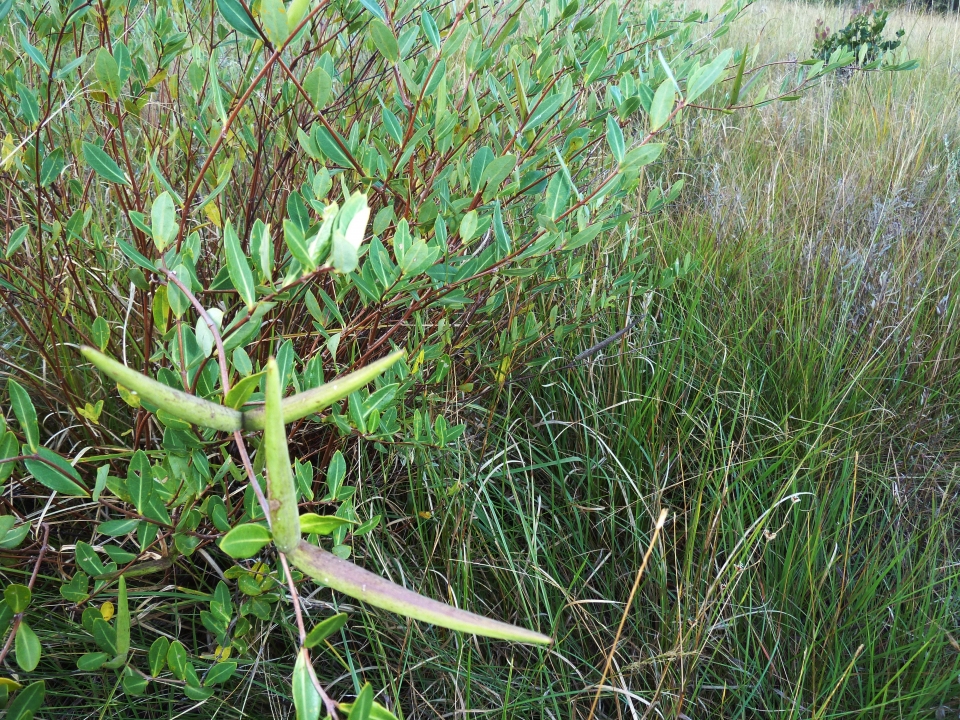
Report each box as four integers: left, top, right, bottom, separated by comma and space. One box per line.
7, 379, 39, 452
115, 575, 130, 658
299, 513, 355, 536
15, 621, 41, 672
77, 651, 109, 671
80, 347, 243, 432
304, 612, 348, 647
263, 358, 300, 553
224, 222, 257, 309
4, 584, 31, 613
215, 0, 261, 38
82, 142, 130, 185
292, 648, 321, 720
219, 523, 271, 558
288, 540, 551, 645
24, 456, 89, 497
243, 350, 404, 429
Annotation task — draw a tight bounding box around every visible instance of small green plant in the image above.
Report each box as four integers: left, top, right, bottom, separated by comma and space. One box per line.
812, 4, 906, 66
81, 341, 550, 715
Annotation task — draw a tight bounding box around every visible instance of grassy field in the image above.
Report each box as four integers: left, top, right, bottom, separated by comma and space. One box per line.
7, 1, 960, 718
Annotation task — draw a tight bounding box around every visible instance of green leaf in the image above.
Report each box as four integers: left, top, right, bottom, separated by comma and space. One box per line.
224, 371, 264, 409
219, 523, 271, 558
356, 0, 387, 22
91, 316, 110, 351
5, 680, 44, 720
82, 142, 130, 185
331, 192, 370, 274
350, 683, 373, 720
421, 11, 440, 50
606, 114, 625, 164
524, 94, 564, 131
0, 522, 30, 550
287, 0, 310, 32
622, 143, 664, 172
303, 67, 332, 107
148, 636, 170, 677
687, 49, 733, 102
369, 19, 398, 63
184, 684, 214, 701
122, 666, 149, 695
261, 0, 289, 46
338, 701, 400, 720
299, 513, 355, 536
151, 192, 176, 252
215, 0, 261, 38
95, 48, 121, 99
115, 575, 130, 658
293, 648, 321, 720
312, 125, 353, 168
4, 584, 31, 613
8, 379, 39, 452
166, 640, 188, 680
543, 173, 571, 220
19, 33, 49, 73
0, 432, 18, 483
24, 456, 89, 497
15, 621, 41, 672
480, 155, 516, 200
97, 518, 139, 536
116, 238, 158, 272
204, 661, 237, 686
304, 612, 348, 647
224, 222, 257, 309
6, 225, 29, 258
458, 210, 478, 242
77, 651, 109, 671
649, 79, 676, 131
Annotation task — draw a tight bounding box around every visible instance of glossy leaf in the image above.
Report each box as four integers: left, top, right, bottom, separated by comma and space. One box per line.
8, 379, 39, 452
369, 19, 398, 63
299, 513, 355, 536
292, 648, 321, 720
4, 584, 31, 613
219, 523, 271, 558
82, 142, 130, 185
649, 79, 676, 131
15, 621, 41, 672
224, 222, 257, 309
304, 612, 348, 647
215, 0, 261, 38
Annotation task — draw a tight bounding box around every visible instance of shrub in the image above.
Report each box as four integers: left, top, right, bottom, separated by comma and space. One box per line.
813, 4, 906, 66
0, 0, 912, 715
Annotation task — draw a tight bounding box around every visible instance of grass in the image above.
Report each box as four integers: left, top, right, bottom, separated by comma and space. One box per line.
6, 1, 960, 718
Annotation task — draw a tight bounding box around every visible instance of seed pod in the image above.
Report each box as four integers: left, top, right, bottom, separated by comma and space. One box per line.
80, 346, 243, 431
263, 358, 300, 553
288, 540, 552, 645
242, 349, 405, 429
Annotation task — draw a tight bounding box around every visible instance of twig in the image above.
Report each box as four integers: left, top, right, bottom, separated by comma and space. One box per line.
586, 510, 667, 720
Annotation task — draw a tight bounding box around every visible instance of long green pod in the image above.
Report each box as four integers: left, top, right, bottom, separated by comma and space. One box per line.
80, 346, 243, 431
263, 358, 300, 553
242, 349, 406, 430
288, 540, 552, 645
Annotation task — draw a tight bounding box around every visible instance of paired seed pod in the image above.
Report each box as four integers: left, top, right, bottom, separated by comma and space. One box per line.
81, 346, 552, 646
